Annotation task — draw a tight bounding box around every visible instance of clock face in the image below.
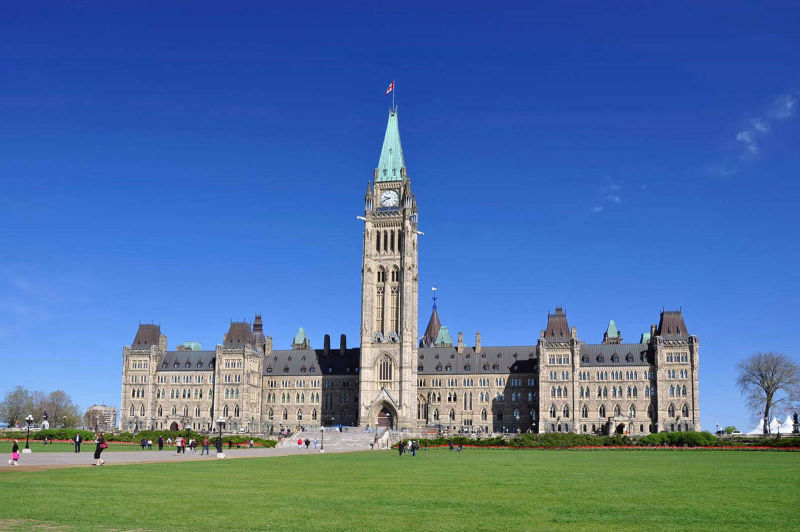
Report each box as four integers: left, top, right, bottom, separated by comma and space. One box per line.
380, 189, 400, 207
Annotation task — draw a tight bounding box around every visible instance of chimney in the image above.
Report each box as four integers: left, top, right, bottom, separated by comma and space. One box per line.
475, 331, 481, 354
158, 335, 167, 353
457, 332, 464, 354
324, 334, 331, 356
340, 334, 346, 356
571, 326, 577, 339
265, 336, 273, 353
650, 324, 657, 336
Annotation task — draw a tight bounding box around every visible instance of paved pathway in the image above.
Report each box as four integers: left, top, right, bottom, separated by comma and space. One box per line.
4, 430, 379, 470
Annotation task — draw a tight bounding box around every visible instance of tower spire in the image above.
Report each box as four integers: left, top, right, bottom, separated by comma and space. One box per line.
376, 108, 405, 182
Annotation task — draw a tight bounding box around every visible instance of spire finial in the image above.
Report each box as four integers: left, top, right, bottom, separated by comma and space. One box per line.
431, 284, 438, 309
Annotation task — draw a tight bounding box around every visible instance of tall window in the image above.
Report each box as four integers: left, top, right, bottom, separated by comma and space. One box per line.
376, 286, 385, 333
389, 286, 399, 332
379, 355, 393, 382
682, 404, 689, 417
599, 405, 606, 418
581, 404, 588, 418
668, 404, 676, 417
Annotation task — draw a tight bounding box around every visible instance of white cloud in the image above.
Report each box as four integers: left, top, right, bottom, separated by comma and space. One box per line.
770, 94, 797, 120
733, 92, 798, 160
591, 181, 624, 214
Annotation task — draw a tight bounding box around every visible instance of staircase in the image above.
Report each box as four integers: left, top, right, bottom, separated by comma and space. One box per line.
316, 428, 376, 452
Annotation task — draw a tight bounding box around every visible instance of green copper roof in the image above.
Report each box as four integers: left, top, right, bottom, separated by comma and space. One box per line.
376, 109, 405, 182
639, 332, 651, 343
293, 327, 307, 345
183, 341, 202, 351
606, 320, 619, 338
434, 325, 453, 347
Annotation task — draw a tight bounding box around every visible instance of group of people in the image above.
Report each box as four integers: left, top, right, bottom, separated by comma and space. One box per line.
296, 437, 318, 450
397, 440, 424, 456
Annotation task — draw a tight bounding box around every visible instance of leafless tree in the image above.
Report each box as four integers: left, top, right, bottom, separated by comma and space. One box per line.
736, 352, 800, 435
0, 386, 31, 426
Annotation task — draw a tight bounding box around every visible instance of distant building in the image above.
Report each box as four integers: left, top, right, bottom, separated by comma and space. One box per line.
85, 405, 117, 432
120, 108, 700, 435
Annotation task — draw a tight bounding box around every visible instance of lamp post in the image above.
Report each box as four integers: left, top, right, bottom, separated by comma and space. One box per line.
24, 415, 34, 453
216, 417, 226, 458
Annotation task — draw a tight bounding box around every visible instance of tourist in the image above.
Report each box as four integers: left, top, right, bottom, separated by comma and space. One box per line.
215, 436, 223, 454
93, 432, 106, 466
8, 440, 20, 466
158, 436, 164, 450
176, 436, 183, 455
190, 439, 197, 454
74, 432, 82, 453
147, 439, 152, 450
314, 438, 318, 449
304, 438, 310, 449
449, 441, 454, 451
201, 436, 210, 455
398, 440, 404, 456
141, 438, 147, 450
249, 439, 254, 448
166, 437, 172, 447
297, 437, 303, 449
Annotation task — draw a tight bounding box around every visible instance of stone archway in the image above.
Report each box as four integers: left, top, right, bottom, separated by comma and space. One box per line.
615, 423, 625, 435
169, 421, 179, 431
372, 402, 397, 430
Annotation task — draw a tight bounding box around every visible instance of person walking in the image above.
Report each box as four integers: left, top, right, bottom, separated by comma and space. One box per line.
215, 436, 223, 454
398, 440, 404, 456
314, 438, 318, 449
304, 438, 310, 450
201, 436, 210, 455
93, 433, 106, 466
297, 437, 303, 450
147, 439, 152, 450
74, 432, 82, 453
158, 436, 164, 450
411, 440, 417, 457
176, 436, 183, 455
8, 440, 20, 466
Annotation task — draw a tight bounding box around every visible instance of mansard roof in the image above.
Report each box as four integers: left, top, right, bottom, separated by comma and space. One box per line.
157, 351, 216, 371
263, 349, 360, 377
418, 346, 537, 375
224, 321, 254, 347
579, 343, 651, 366
544, 307, 570, 340
376, 109, 405, 182
657, 310, 689, 339
132, 324, 161, 348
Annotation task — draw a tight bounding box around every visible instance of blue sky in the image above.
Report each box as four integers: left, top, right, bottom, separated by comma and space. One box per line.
1, 2, 798, 431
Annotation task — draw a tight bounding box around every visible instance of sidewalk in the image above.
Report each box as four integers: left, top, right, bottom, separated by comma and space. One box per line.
3, 445, 365, 470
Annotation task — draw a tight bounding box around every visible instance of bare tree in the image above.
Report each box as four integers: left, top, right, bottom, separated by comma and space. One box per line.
0, 386, 31, 426
736, 352, 800, 435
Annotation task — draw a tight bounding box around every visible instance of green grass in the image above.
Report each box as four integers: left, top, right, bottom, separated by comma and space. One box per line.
1, 449, 798, 530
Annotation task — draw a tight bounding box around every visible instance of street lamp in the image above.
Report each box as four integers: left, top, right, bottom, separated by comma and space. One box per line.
24, 415, 34, 452
216, 417, 226, 458
386, 412, 392, 432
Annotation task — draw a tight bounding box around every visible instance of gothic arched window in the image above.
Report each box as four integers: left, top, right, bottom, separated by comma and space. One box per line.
379, 355, 393, 382
668, 404, 676, 417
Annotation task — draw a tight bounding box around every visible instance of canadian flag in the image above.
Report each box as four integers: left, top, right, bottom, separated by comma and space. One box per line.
385, 81, 395, 95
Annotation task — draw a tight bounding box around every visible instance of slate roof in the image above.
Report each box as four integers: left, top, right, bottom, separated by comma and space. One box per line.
579, 343, 651, 366
132, 324, 161, 348
418, 346, 537, 375
263, 349, 361, 377
544, 307, 570, 340
657, 310, 689, 340
157, 351, 216, 372
224, 322, 254, 347
420, 306, 441, 347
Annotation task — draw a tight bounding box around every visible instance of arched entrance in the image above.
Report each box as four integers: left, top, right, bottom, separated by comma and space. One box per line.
377, 407, 394, 429
615, 423, 625, 435
169, 421, 179, 431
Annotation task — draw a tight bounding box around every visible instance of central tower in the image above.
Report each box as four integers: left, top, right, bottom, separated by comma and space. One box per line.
359, 108, 419, 430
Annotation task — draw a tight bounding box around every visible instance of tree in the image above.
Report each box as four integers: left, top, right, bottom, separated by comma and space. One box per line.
736, 352, 800, 435
0, 386, 31, 427
724, 426, 737, 435
42, 391, 82, 428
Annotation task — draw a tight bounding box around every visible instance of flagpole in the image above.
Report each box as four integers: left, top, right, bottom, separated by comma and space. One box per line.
392, 81, 395, 112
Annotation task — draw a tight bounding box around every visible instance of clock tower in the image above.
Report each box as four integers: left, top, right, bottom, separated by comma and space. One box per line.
359, 108, 420, 430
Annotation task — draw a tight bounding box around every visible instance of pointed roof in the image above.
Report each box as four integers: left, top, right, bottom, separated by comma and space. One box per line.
606, 320, 619, 338
376, 109, 405, 182
291, 327, 310, 350
544, 307, 570, 340
420, 306, 441, 348
434, 325, 453, 347
657, 310, 689, 339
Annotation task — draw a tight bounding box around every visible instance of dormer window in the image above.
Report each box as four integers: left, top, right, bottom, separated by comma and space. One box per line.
625, 354, 633, 363
492, 364, 499, 370
483, 364, 489, 370
464, 365, 471, 371
436, 364, 442, 372
185, 362, 191, 368
611, 355, 619, 363
596, 355, 604, 363
162, 362, 168, 368
173, 361, 180, 368
310, 367, 315, 373
445, 365, 452, 372
582, 355, 589, 363
418, 365, 424, 371
197, 361, 203, 368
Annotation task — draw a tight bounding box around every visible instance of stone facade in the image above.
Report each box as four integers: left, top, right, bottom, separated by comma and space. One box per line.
120, 109, 700, 435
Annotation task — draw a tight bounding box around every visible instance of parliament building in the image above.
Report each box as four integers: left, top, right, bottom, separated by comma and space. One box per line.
120, 109, 700, 436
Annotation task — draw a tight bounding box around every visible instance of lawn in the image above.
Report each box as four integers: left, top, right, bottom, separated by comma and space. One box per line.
1, 449, 798, 530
